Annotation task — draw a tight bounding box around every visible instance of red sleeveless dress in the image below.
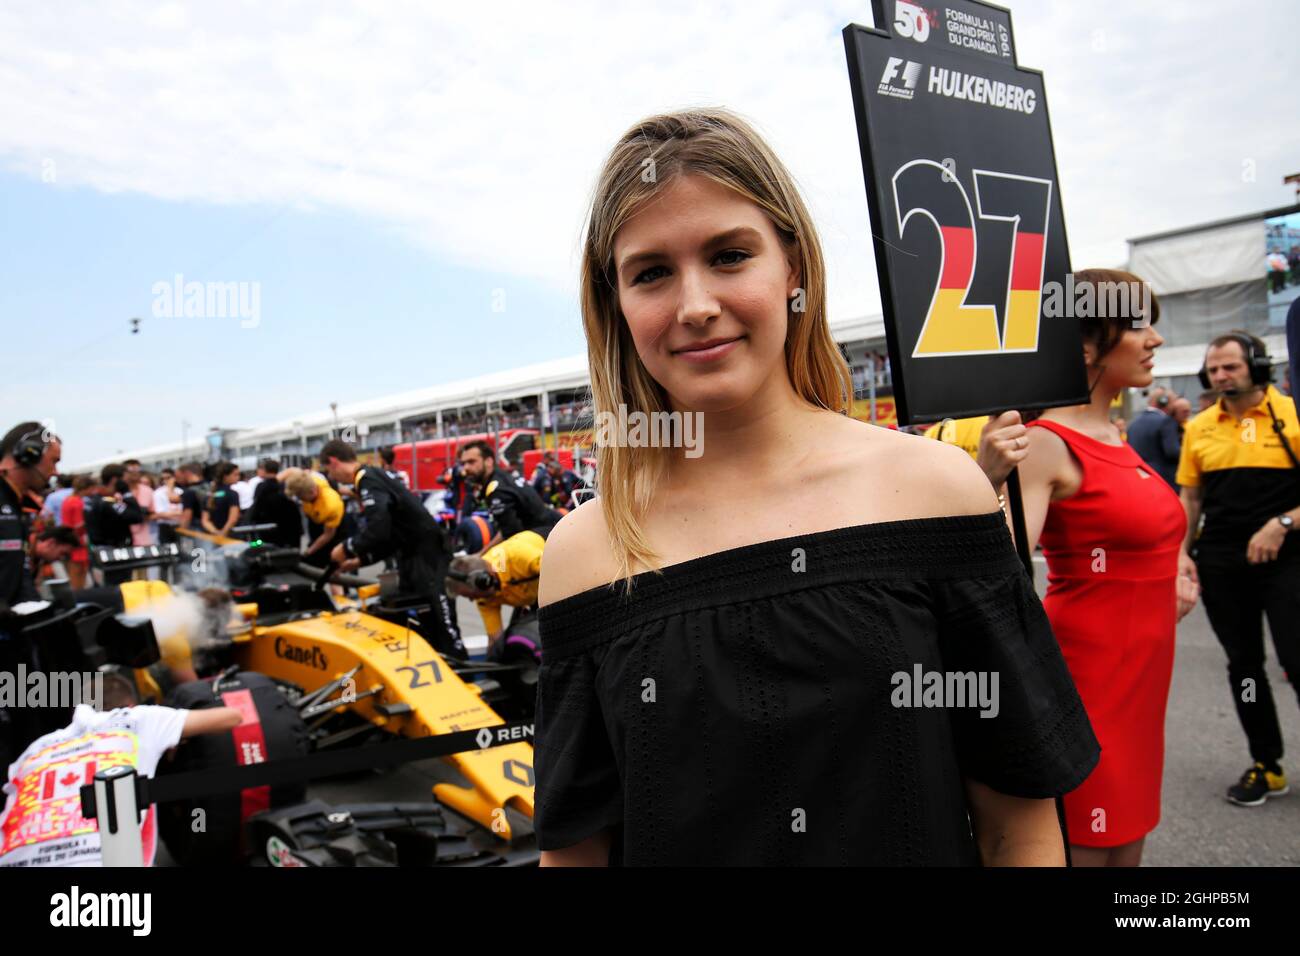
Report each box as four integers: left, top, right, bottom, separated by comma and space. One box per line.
1028, 419, 1185, 847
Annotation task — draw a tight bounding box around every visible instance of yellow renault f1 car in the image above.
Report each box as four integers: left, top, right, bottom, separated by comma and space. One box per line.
87, 530, 538, 867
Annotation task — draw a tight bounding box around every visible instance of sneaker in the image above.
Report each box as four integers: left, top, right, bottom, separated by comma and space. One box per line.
1226, 762, 1290, 806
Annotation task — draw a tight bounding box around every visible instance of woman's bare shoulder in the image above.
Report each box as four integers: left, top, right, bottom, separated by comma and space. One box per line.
1025, 417, 1070, 453
837, 416, 1000, 518
1023, 418, 1080, 493
538, 500, 623, 607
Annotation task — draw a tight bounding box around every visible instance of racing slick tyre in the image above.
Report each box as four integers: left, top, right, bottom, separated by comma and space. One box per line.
158, 671, 310, 866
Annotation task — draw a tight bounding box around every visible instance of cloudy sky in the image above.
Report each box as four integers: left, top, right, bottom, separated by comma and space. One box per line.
3, 0, 1297, 464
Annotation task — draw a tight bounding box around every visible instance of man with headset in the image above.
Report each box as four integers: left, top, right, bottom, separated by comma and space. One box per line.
0, 422, 62, 769
444, 529, 545, 650
1177, 331, 1300, 806
0, 422, 61, 617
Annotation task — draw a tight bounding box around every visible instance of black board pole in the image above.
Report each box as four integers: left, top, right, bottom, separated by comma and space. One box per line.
1005, 466, 1032, 577
1006, 462, 1073, 866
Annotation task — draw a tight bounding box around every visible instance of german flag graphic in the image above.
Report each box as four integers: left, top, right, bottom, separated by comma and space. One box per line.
894, 160, 1000, 356
973, 168, 1053, 353
1004, 229, 1046, 350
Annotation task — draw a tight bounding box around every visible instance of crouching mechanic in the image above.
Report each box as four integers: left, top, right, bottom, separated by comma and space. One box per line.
445, 529, 544, 652
0, 673, 241, 867
320, 440, 466, 660
280, 468, 356, 568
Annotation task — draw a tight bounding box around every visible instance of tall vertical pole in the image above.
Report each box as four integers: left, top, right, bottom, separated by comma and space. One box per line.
868, 353, 878, 424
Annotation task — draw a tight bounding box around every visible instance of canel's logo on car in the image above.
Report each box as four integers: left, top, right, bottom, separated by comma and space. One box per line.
274, 636, 328, 670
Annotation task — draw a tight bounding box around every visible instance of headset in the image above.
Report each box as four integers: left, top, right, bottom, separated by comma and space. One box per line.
446, 566, 498, 593
1198, 331, 1273, 392
1196, 333, 1300, 472
11, 426, 48, 468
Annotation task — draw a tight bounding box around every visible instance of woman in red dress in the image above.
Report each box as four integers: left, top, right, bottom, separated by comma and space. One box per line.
978, 269, 1199, 866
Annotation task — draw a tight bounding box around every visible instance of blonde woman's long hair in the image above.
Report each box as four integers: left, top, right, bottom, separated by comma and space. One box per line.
579, 107, 852, 588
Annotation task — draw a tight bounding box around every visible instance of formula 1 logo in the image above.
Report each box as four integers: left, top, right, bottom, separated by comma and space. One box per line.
878, 57, 923, 100
894, 1, 935, 43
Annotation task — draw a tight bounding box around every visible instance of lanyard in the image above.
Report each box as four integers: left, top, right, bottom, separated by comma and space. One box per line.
1265, 401, 1300, 472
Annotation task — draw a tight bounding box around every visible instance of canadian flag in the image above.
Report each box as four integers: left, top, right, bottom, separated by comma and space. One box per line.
40, 762, 96, 802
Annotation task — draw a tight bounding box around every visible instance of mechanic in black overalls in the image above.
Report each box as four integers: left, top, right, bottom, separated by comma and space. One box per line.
456, 440, 560, 548
320, 439, 465, 660
246, 458, 305, 549
83, 463, 145, 586
438, 462, 478, 519
532, 455, 588, 511
0, 422, 63, 768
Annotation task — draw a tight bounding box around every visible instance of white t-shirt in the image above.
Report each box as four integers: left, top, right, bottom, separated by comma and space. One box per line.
0, 705, 186, 867
152, 485, 181, 516
232, 480, 257, 511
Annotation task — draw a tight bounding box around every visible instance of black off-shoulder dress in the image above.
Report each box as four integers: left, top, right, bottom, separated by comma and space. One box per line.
534, 511, 1100, 865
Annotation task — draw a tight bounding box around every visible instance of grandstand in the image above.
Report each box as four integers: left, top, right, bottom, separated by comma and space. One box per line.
72, 314, 894, 473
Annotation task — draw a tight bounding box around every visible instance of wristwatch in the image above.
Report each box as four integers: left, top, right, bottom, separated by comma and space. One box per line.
1277, 515, 1295, 531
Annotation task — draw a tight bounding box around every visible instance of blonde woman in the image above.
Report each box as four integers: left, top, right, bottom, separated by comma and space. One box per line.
534, 108, 1100, 866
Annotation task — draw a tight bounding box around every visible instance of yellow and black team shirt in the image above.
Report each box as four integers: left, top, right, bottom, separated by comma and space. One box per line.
922, 416, 989, 461
1177, 385, 1300, 565
300, 473, 344, 530
474, 529, 545, 635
